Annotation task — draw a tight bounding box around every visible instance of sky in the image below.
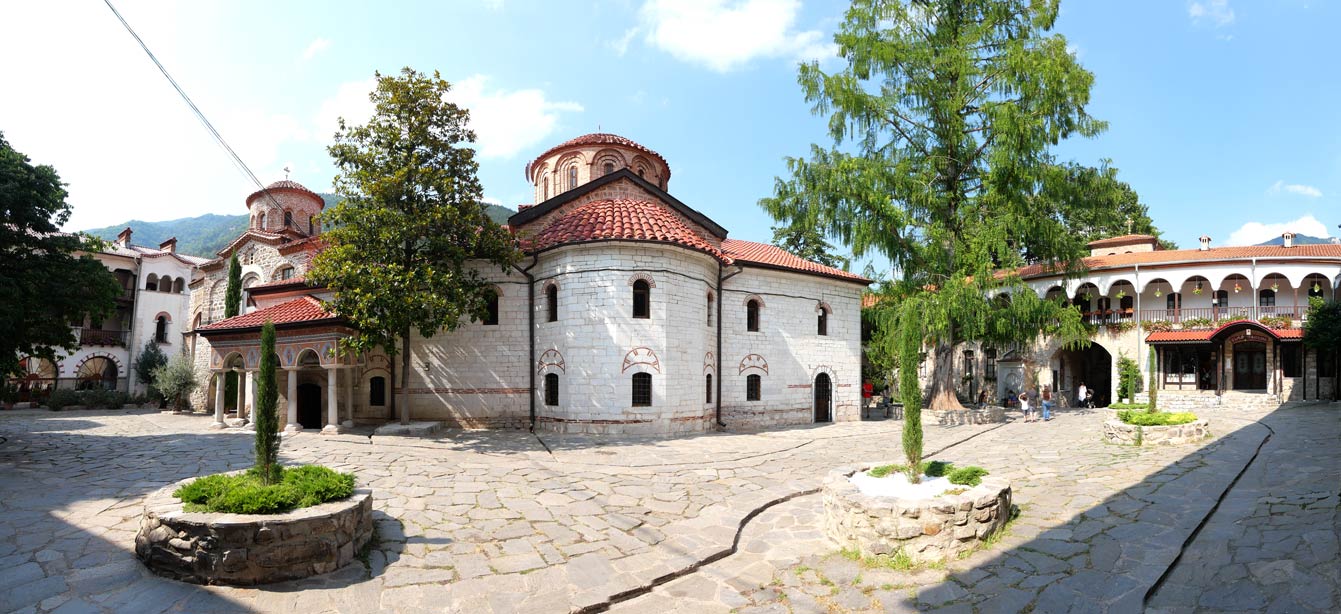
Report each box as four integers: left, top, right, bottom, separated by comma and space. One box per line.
2, 0, 1338, 267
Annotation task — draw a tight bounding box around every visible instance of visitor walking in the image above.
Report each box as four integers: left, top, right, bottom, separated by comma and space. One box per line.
1041, 385, 1054, 421
1076, 382, 1088, 408
977, 390, 988, 409
1019, 390, 1033, 422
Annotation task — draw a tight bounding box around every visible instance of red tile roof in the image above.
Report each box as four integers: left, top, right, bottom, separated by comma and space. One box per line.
1086, 234, 1159, 249
527, 198, 726, 261
862, 293, 881, 308
1018, 244, 1341, 280
250, 275, 308, 290
1146, 321, 1304, 343
721, 239, 870, 283
525, 133, 670, 181
198, 296, 337, 332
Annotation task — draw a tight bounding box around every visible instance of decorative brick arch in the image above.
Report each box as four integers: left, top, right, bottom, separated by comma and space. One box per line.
627, 273, 656, 288
489, 283, 505, 297
703, 351, 715, 374
811, 364, 837, 380
739, 354, 769, 375
212, 349, 247, 370
537, 348, 566, 373
622, 347, 661, 373
742, 294, 766, 308
815, 301, 832, 315
541, 279, 559, 293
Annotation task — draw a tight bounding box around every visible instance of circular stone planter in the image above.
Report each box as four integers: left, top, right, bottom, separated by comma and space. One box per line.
931, 405, 1006, 425
823, 462, 1012, 564
1102, 418, 1210, 446
135, 475, 373, 586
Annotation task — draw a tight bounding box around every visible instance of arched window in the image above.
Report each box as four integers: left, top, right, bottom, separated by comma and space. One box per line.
155, 316, 168, 343
173, 277, 185, 293
705, 373, 713, 403
308, 215, 315, 235
544, 373, 559, 406
603, 162, 615, 176
546, 284, 558, 322
707, 293, 714, 326
145, 274, 158, 292
631, 372, 652, 406
1166, 292, 1180, 310
1119, 295, 1134, 312
483, 289, 499, 326
746, 374, 761, 401
567, 166, 577, 191
284, 210, 294, 227
542, 173, 550, 199
76, 357, 118, 391
632, 280, 650, 319
636, 166, 646, 178
259, 211, 268, 229
1259, 289, 1276, 307
369, 376, 386, 406
746, 299, 760, 332
817, 306, 828, 336
276, 266, 294, 281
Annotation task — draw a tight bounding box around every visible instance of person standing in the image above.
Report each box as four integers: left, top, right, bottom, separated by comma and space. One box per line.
1076, 382, 1088, 409
1041, 385, 1054, 421
1019, 389, 1032, 422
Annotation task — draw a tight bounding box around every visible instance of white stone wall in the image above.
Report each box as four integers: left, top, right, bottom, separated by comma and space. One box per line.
128, 257, 194, 393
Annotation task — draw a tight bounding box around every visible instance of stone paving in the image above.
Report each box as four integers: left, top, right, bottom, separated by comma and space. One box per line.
0, 402, 1335, 613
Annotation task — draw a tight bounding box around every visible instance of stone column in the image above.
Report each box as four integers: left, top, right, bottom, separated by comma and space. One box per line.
209, 371, 226, 429
322, 366, 339, 434
247, 370, 258, 421
343, 366, 355, 428
284, 367, 301, 433
235, 368, 247, 423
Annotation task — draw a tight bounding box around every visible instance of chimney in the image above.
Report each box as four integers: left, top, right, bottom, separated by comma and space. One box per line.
1199, 235, 1211, 251
115, 227, 133, 248
1282, 232, 1296, 248
517, 204, 533, 211
159, 237, 177, 253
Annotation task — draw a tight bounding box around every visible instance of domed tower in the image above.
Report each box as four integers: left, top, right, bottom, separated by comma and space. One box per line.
245, 179, 325, 237
525, 133, 671, 203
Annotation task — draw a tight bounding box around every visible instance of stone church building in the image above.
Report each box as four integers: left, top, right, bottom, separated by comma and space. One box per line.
187, 133, 869, 435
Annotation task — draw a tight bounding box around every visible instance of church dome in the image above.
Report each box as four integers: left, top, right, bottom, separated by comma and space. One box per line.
245, 180, 323, 210
526, 133, 672, 202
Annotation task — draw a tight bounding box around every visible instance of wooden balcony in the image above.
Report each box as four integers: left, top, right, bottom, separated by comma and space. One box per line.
76, 328, 129, 347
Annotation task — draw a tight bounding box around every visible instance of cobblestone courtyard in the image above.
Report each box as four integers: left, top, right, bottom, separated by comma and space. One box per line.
0, 403, 1336, 613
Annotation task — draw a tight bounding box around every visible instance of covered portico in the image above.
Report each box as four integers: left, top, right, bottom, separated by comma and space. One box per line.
1147, 319, 1305, 396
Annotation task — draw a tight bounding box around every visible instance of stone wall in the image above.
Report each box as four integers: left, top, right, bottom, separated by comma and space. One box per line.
135, 479, 373, 586
823, 464, 1012, 564
931, 405, 1006, 426
1102, 418, 1211, 446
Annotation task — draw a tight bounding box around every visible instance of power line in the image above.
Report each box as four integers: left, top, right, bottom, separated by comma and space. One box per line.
102, 0, 284, 214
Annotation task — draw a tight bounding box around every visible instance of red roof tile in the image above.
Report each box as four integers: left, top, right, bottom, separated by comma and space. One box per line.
528, 198, 726, 261
525, 133, 670, 181
199, 296, 336, 331
1086, 234, 1159, 249
1018, 244, 1341, 280
1146, 321, 1304, 343
721, 239, 870, 283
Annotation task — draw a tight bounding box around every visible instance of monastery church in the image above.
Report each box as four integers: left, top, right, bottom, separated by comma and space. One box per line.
187, 133, 871, 435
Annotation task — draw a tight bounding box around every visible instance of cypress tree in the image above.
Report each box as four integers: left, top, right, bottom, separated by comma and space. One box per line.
899, 298, 924, 482
224, 254, 242, 319
253, 320, 280, 484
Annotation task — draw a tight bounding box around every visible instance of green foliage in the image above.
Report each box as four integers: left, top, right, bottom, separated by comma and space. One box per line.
771, 221, 850, 270
1117, 410, 1197, 426
867, 460, 987, 487
1180, 317, 1214, 330
0, 132, 123, 378
1108, 402, 1149, 410
1258, 315, 1293, 329
1303, 297, 1341, 352
867, 464, 898, 478
947, 466, 989, 487
45, 388, 77, 411
43, 388, 130, 410
307, 68, 520, 424
152, 354, 199, 411
253, 321, 281, 484
1116, 353, 1140, 404
224, 254, 242, 320
761, 1, 1115, 409
174, 465, 355, 514
1142, 320, 1173, 332
898, 300, 924, 481
1039, 162, 1175, 250
135, 341, 168, 397
1148, 346, 1158, 412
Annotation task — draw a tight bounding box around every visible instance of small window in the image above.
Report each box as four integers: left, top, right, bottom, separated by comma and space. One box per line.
173, 278, 185, 293
1097, 297, 1112, 313
544, 373, 559, 406
1166, 292, 1180, 310
985, 348, 997, 379
963, 350, 975, 379
631, 372, 652, 406
1259, 289, 1276, 307
546, 284, 558, 322
1282, 345, 1302, 378
746, 374, 761, 401
603, 162, 615, 176
706, 373, 713, 403
637, 166, 646, 178
308, 215, 315, 235
632, 279, 650, 319
277, 266, 294, 280
145, 274, 158, 291
567, 166, 577, 191
483, 289, 499, 325
707, 293, 714, 326
369, 376, 386, 406
817, 307, 828, 336
746, 299, 760, 332
154, 316, 168, 343
542, 173, 550, 199
259, 211, 268, 228
284, 210, 294, 227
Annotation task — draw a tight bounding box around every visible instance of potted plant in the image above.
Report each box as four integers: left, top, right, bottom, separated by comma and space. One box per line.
0, 382, 17, 411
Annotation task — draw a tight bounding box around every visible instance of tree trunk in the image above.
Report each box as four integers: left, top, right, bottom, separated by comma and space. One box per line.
399, 331, 411, 425
927, 341, 963, 410
389, 350, 396, 421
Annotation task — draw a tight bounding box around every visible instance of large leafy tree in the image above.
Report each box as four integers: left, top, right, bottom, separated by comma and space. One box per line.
771, 222, 850, 270
1042, 162, 1174, 250
0, 132, 121, 378
308, 68, 519, 424
1303, 296, 1341, 400
762, 0, 1113, 411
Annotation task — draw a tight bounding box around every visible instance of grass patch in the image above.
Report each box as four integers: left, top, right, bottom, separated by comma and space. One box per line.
175, 465, 355, 514
864, 460, 986, 486
1108, 402, 1149, 410
1117, 410, 1198, 426
840, 547, 942, 572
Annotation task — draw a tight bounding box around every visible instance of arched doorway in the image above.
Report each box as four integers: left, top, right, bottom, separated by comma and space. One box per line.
814, 373, 832, 423
1054, 343, 1113, 407
297, 383, 322, 429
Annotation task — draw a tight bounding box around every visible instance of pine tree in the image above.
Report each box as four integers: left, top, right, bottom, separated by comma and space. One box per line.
253, 321, 280, 484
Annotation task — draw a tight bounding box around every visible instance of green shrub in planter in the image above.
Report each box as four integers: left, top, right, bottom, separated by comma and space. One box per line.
174, 465, 355, 514
46, 389, 78, 411
1117, 410, 1198, 426
947, 466, 989, 487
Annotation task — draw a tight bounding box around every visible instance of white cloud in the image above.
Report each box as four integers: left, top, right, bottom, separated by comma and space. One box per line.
1268, 180, 1323, 198
445, 76, 583, 159
1189, 0, 1235, 27
1227, 215, 1332, 246
610, 27, 640, 56
301, 37, 331, 61
638, 0, 837, 72
313, 78, 378, 144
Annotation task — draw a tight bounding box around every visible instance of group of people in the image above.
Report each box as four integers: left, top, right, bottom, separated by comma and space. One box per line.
987, 381, 1097, 423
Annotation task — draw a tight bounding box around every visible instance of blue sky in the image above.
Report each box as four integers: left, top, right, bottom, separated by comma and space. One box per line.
2, 0, 1336, 265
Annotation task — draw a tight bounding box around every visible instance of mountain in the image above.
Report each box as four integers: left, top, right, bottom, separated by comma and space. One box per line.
81, 197, 517, 258
1256, 234, 1336, 247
